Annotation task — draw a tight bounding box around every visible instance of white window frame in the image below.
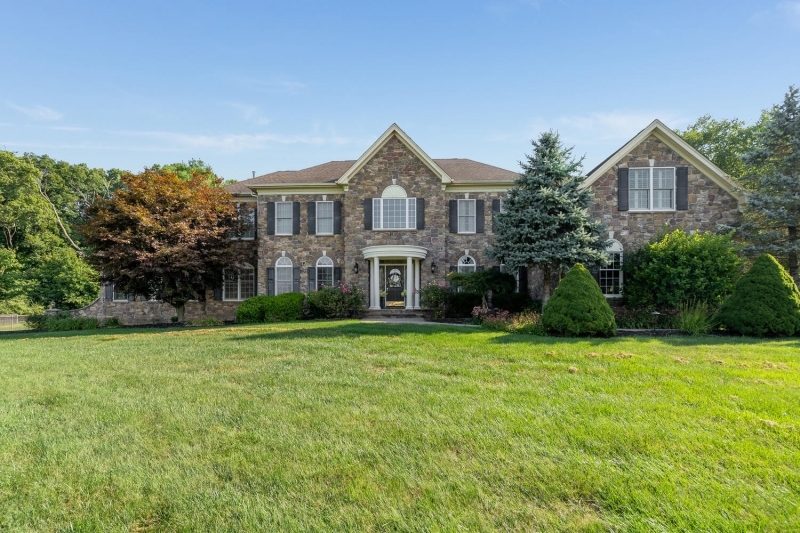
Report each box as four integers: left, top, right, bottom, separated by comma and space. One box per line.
599, 240, 623, 298
275, 201, 293, 235
372, 197, 417, 230
112, 284, 131, 302
223, 263, 255, 301
458, 199, 476, 234
275, 257, 294, 295
316, 201, 334, 235
457, 255, 476, 273
629, 167, 676, 212
316, 256, 334, 290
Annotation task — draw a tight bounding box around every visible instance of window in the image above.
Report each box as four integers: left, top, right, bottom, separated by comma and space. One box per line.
275, 201, 293, 235
371, 185, 416, 230
230, 203, 256, 239
458, 255, 476, 273
629, 167, 675, 211
316, 201, 334, 234
223, 263, 255, 301
499, 199, 507, 213
316, 256, 334, 290
275, 257, 293, 295
113, 285, 132, 302
458, 199, 476, 233
599, 240, 623, 297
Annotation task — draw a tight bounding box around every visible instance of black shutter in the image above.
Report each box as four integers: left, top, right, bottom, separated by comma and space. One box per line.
518, 267, 528, 296
266, 202, 275, 235
267, 268, 275, 296
676, 167, 689, 210
476, 265, 485, 272
307, 202, 316, 235
449, 200, 458, 233
334, 201, 342, 234
104, 283, 113, 301
292, 202, 301, 235
492, 199, 501, 232
449, 265, 458, 290
364, 198, 373, 230
617, 168, 629, 212
308, 267, 316, 292
214, 282, 223, 301
476, 200, 485, 233
334, 267, 342, 285
416, 199, 425, 230
292, 267, 301, 292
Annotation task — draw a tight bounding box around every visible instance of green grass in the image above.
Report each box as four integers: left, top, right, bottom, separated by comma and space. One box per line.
1, 322, 798, 532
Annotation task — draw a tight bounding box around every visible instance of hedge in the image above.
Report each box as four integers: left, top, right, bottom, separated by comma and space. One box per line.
236, 293, 305, 323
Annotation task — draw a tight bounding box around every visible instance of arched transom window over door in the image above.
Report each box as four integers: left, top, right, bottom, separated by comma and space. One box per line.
275, 257, 294, 295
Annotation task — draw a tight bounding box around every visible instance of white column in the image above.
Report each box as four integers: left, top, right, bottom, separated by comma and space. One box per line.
370, 257, 381, 309
414, 259, 421, 309
406, 256, 413, 309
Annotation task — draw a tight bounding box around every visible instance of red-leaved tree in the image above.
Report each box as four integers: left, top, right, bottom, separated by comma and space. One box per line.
83, 168, 247, 321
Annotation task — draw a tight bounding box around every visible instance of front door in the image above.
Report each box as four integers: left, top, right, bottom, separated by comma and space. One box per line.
382, 265, 405, 307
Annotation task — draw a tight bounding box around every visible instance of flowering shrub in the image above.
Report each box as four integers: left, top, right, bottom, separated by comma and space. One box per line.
306, 282, 366, 319
472, 306, 544, 335
419, 282, 449, 319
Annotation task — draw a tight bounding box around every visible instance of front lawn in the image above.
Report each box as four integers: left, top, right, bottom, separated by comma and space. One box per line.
1, 322, 798, 531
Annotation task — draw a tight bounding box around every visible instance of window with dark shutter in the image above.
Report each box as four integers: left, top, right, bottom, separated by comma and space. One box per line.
266, 202, 276, 235
676, 167, 689, 210
307, 202, 316, 235
364, 198, 373, 230
448, 200, 458, 233
416, 198, 425, 230
292, 202, 301, 235
333, 201, 342, 234
475, 200, 485, 233
617, 168, 629, 211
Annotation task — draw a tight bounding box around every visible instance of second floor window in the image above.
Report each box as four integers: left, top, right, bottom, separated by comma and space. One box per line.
316, 201, 334, 234
372, 197, 417, 230
629, 167, 675, 211
231, 203, 256, 239
458, 199, 476, 233
275, 201, 293, 235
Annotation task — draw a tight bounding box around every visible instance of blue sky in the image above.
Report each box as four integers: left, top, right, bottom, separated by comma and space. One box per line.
1, 0, 798, 181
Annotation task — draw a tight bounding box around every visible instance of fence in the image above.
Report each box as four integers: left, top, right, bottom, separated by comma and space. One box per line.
0, 314, 30, 331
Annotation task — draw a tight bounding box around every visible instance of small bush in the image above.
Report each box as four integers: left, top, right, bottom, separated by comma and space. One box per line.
28, 312, 100, 331
236, 295, 271, 323
542, 263, 616, 337
447, 292, 483, 318
623, 228, 742, 308
491, 292, 532, 313
678, 301, 717, 335
419, 282, 449, 318
717, 254, 800, 336
306, 283, 365, 319
101, 317, 121, 328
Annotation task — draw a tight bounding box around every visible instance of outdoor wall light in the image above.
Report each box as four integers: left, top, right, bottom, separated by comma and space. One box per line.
353, 261, 359, 274
430, 261, 437, 274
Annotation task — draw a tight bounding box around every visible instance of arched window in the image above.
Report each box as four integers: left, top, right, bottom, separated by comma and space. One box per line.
275, 257, 294, 295
316, 255, 334, 290
599, 240, 623, 297
372, 184, 417, 230
458, 255, 476, 273
223, 263, 255, 301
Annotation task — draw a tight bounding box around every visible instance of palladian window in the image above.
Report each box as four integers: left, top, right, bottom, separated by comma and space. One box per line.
316, 255, 334, 289
372, 185, 417, 230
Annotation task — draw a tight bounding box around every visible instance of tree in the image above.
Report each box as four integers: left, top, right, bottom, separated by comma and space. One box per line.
541, 263, 616, 337
151, 159, 235, 186
734, 86, 800, 285
488, 131, 608, 304
676, 113, 769, 185
82, 168, 244, 321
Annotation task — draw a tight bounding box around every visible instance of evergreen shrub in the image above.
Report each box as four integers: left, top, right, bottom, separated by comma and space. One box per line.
236, 295, 270, 323
492, 292, 532, 313
717, 254, 800, 336
542, 264, 616, 337
236, 293, 306, 323
306, 283, 366, 319
623, 228, 741, 308
447, 292, 483, 318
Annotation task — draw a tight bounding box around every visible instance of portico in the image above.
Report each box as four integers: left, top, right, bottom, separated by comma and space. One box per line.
362, 245, 427, 310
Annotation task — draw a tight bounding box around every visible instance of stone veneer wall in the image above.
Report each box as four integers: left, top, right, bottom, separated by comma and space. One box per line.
70, 289, 240, 325
588, 134, 739, 249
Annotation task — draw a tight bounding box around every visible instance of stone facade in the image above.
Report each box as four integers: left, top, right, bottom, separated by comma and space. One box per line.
71, 289, 239, 325
588, 134, 740, 249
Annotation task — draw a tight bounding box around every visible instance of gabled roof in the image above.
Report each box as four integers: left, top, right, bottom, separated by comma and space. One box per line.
583, 119, 743, 202
337, 123, 453, 185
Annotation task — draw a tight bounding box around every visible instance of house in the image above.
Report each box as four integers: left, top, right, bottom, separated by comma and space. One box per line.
73, 120, 742, 324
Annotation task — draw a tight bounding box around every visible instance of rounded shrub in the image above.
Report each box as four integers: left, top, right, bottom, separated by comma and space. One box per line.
236, 295, 270, 323
542, 263, 616, 337
717, 254, 800, 337
236, 293, 305, 323
306, 283, 366, 319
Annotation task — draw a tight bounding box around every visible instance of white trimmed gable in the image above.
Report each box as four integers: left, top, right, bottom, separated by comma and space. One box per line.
336, 123, 453, 185
583, 119, 743, 203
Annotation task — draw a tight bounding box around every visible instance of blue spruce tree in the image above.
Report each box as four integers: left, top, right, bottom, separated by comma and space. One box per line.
488, 131, 608, 304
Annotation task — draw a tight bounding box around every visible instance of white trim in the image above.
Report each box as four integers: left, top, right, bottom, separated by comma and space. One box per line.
222, 263, 255, 301
274, 201, 293, 236
362, 245, 428, 260
444, 182, 515, 193
582, 119, 744, 203
315, 200, 334, 235
600, 241, 623, 298
457, 199, 476, 234
337, 124, 453, 185
252, 184, 346, 195
628, 166, 676, 212
457, 254, 476, 273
